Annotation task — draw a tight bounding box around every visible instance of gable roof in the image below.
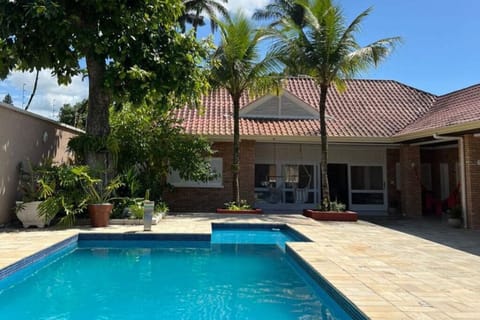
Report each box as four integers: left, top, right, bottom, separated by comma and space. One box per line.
178, 77, 437, 142
240, 90, 319, 119
396, 84, 480, 138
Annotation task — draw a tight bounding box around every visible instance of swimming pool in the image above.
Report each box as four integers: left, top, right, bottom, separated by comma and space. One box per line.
211, 223, 310, 249
0, 226, 366, 319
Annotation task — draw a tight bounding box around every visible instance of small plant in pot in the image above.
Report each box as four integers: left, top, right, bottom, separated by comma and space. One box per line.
74, 167, 123, 228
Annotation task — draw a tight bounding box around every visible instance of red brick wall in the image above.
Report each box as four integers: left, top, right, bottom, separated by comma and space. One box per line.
386, 149, 401, 214
399, 145, 422, 216
165, 140, 256, 212
464, 134, 480, 229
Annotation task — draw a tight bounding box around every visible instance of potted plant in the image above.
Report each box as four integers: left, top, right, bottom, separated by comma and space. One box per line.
216, 200, 263, 214
37, 164, 91, 227
303, 201, 358, 222
74, 166, 123, 227
15, 160, 55, 228
447, 206, 463, 228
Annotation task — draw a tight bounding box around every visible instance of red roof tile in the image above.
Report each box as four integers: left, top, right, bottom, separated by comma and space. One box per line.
397, 84, 480, 136
177, 77, 437, 139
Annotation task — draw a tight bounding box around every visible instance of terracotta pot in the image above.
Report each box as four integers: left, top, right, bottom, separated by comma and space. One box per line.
216, 208, 263, 214
303, 209, 358, 222
88, 203, 113, 227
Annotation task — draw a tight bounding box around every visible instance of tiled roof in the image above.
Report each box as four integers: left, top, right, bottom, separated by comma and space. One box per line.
177, 77, 437, 139
397, 84, 480, 136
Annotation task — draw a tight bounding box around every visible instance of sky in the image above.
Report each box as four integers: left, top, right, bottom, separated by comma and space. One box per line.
1, 0, 479, 119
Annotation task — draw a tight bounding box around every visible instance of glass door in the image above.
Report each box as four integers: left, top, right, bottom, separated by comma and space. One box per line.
282, 164, 316, 204
350, 165, 386, 211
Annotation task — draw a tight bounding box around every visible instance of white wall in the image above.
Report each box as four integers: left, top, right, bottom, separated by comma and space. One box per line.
0, 103, 82, 225
255, 143, 386, 165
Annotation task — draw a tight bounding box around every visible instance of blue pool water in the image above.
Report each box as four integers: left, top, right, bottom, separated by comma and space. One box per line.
211, 224, 306, 249
0, 228, 361, 319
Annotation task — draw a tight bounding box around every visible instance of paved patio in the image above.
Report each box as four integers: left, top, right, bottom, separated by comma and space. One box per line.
1, 214, 480, 319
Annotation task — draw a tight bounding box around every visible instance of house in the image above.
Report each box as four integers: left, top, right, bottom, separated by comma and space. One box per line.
165, 77, 480, 229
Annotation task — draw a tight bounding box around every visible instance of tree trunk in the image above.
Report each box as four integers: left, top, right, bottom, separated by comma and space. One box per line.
192, 8, 200, 38
85, 53, 111, 171
232, 96, 241, 204
319, 84, 330, 209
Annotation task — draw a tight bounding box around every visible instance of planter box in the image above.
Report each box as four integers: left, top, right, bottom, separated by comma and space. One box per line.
16, 201, 52, 228
216, 208, 263, 214
303, 209, 358, 222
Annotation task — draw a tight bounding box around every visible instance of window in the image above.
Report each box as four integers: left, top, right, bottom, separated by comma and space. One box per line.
350, 165, 385, 206
255, 164, 276, 188
168, 158, 223, 188
351, 166, 383, 190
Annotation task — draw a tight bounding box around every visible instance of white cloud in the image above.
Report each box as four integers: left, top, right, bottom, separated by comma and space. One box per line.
0, 69, 88, 119
226, 0, 270, 17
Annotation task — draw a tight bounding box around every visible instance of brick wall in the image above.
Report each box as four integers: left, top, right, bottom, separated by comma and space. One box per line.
464, 134, 480, 229
165, 140, 256, 212
386, 149, 401, 214
399, 145, 422, 216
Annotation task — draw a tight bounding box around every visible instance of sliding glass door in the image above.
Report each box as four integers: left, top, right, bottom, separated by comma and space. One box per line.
350, 165, 386, 210
254, 163, 317, 206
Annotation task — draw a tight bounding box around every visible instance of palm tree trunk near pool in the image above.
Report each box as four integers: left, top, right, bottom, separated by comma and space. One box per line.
232, 97, 241, 204
319, 83, 330, 209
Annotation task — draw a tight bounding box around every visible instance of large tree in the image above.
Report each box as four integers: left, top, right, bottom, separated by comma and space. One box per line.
272, 0, 401, 209
179, 0, 229, 35
110, 103, 214, 200
0, 0, 209, 169
210, 13, 281, 204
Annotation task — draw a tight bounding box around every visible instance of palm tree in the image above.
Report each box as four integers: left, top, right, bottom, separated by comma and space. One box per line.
253, 0, 305, 28
272, 0, 401, 209
179, 0, 229, 36
253, 0, 308, 75
210, 13, 282, 204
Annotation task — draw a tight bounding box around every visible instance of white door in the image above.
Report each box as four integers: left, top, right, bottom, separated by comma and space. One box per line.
349, 165, 386, 211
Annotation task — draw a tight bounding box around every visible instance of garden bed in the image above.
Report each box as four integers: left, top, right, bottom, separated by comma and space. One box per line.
303, 209, 358, 221
216, 208, 263, 214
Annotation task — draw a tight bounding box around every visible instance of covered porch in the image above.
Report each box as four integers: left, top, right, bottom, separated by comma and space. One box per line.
392, 133, 480, 229
253, 142, 390, 215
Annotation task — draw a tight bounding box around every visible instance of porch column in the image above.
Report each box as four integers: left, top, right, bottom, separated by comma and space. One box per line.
400, 145, 422, 216
464, 134, 480, 229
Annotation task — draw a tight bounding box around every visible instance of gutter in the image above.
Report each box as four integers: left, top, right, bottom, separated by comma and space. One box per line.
432, 134, 467, 228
